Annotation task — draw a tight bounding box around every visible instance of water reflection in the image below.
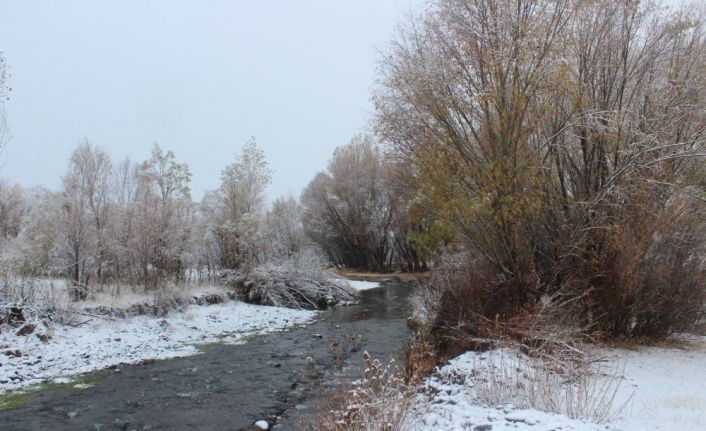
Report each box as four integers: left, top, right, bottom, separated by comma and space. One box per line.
327, 281, 415, 323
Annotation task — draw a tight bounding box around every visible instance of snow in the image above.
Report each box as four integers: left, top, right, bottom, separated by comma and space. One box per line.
415, 337, 706, 431
415, 351, 612, 431
610, 339, 706, 430
329, 277, 381, 291
347, 280, 381, 290
254, 419, 270, 430
0, 300, 317, 394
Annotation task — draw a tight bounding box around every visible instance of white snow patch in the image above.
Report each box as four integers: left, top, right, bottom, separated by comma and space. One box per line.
329, 277, 381, 291
347, 280, 381, 290
0, 301, 317, 394
610, 339, 706, 431
415, 337, 706, 430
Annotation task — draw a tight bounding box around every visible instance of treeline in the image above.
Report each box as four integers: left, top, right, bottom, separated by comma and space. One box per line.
0, 133, 431, 300
0, 139, 308, 297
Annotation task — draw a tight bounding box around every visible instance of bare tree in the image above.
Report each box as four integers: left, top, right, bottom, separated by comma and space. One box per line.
302, 134, 396, 272
0, 180, 25, 240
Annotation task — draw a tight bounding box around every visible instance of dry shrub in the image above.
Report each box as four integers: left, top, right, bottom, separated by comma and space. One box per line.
423, 185, 706, 345
307, 352, 420, 431
0, 272, 82, 327
467, 343, 630, 423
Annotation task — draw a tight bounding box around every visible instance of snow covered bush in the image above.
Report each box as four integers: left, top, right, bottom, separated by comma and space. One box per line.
224, 249, 358, 309
0, 269, 79, 328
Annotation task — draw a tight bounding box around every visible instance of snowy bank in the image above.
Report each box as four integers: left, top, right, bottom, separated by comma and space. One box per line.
0, 301, 317, 394
328, 277, 381, 291
416, 338, 706, 431
347, 280, 381, 291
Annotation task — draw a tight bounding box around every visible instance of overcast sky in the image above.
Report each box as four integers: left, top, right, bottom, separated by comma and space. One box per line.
0, 0, 424, 200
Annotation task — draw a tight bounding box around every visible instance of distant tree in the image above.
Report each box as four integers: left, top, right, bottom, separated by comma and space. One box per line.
134, 144, 194, 286
214, 138, 272, 270
70, 140, 112, 283
14, 187, 60, 275
263, 195, 305, 260
0, 180, 26, 239
301, 134, 396, 272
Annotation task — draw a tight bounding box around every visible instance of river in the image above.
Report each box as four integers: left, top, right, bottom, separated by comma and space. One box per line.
0, 281, 416, 431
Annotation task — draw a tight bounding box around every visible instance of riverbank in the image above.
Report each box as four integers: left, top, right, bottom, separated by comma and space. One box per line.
0, 298, 317, 395
415, 337, 706, 430
0, 279, 412, 430
330, 268, 429, 282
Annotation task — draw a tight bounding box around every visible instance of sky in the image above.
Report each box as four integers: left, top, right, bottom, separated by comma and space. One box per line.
0, 0, 425, 201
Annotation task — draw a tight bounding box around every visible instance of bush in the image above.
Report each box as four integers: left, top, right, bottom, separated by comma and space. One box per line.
305, 352, 419, 431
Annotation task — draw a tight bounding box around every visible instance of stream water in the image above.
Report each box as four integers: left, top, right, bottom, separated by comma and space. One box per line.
0, 281, 416, 431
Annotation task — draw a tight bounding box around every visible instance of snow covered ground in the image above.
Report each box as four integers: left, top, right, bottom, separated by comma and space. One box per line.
329, 277, 381, 291
415, 338, 706, 430
0, 300, 317, 394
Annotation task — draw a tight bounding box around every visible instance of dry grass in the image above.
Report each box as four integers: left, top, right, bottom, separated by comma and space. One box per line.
465, 343, 631, 424
304, 351, 421, 431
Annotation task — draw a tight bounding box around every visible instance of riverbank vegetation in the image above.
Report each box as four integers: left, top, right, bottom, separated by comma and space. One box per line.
376, 0, 706, 345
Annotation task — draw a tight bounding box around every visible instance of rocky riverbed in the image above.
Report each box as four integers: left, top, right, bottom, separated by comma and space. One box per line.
0, 280, 416, 430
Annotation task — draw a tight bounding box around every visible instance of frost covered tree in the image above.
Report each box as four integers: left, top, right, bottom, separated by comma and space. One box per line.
132, 144, 194, 287
301, 134, 396, 272
70, 140, 112, 283
212, 138, 272, 270
263, 195, 305, 260
0, 181, 26, 240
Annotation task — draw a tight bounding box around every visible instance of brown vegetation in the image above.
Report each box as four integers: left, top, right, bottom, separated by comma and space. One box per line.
375, 0, 706, 341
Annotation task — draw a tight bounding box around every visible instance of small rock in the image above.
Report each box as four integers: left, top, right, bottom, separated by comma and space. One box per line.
36, 333, 51, 343
254, 419, 270, 430
474, 425, 493, 431
3, 349, 22, 358
16, 323, 36, 336
505, 412, 532, 424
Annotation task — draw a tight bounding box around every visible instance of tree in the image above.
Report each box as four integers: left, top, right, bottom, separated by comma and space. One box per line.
263, 195, 305, 260
70, 140, 112, 283
214, 138, 272, 270
134, 144, 194, 286
301, 134, 396, 272
0, 181, 25, 240
375, 0, 706, 339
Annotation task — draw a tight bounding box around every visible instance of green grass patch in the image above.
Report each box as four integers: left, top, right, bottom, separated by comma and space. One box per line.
0, 372, 103, 412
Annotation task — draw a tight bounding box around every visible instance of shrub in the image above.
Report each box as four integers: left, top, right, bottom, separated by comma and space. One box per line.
305, 352, 419, 431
